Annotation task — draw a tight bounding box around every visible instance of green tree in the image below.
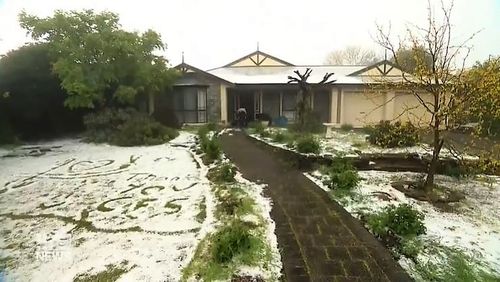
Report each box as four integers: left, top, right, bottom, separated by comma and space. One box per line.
0, 43, 85, 140
392, 46, 433, 74
19, 10, 178, 109
453, 56, 500, 136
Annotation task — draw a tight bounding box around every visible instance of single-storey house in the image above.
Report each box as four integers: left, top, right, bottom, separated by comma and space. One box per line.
157, 50, 430, 128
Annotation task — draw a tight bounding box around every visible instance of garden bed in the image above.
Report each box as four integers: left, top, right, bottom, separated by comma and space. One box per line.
306, 170, 500, 281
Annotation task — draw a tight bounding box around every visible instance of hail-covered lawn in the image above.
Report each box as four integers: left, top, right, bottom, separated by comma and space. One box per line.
306, 170, 500, 280
0, 133, 217, 281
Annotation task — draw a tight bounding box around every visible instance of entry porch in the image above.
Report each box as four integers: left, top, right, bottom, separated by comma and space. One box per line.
224, 85, 332, 125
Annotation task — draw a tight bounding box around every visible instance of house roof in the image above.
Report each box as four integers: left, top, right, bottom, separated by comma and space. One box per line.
174, 62, 234, 86
221, 50, 294, 68
176, 51, 409, 86
208, 65, 366, 85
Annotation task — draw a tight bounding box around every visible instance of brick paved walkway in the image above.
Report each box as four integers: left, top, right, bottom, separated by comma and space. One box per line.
220, 132, 412, 282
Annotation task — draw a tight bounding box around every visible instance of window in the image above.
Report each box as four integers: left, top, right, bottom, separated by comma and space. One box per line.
174, 86, 207, 123
282, 91, 297, 122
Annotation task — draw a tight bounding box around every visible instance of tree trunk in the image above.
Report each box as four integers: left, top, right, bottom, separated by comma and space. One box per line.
424, 116, 444, 192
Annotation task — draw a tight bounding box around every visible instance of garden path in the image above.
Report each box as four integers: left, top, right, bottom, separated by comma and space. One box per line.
220, 131, 412, 282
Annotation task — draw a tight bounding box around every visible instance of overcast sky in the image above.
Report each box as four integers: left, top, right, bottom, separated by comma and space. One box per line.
0, 0, 498, 69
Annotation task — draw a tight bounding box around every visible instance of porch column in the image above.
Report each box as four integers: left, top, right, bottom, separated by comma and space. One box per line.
338, 87, 344, 124
330, 87, 338, 123
220, 85, 228, 124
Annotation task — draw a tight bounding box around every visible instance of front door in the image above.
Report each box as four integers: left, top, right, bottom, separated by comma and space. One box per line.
237, 92, 254, 122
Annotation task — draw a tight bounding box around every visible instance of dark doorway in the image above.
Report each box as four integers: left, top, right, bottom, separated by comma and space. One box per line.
238, 92, 254, 122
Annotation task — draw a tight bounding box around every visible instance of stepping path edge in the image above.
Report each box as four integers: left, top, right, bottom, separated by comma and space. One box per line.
220, 132, 413, 282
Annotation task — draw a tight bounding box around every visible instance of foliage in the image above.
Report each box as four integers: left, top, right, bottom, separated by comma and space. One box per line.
325, 45, 381, 65
0, 43, 85, 140
295, 135, 320, 154
0, 118, 17, 145
208, 163, 237, 183
321, 159, 360, 192
198, 127, 221, 162
453, 56, 500, 137
414, 245, 499, 282
112, 116, 178, 146
366, 121, 419, 148
212, 221, 253, 263
340, 123, 354, 131
83, 108, 177, 146
19, 10, 178, 109
375, 1, 478, 191
366, 204, 426, 239
272, 131, 295, 144
289, 111, 323, 133
391, 46, 433, 74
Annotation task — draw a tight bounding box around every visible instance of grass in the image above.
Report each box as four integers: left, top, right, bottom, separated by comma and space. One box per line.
73, 261, 131, 282
414, 245, 499, 282
195, 196, 206, 223
181, 221, 272, 282
183, 164, 277, 281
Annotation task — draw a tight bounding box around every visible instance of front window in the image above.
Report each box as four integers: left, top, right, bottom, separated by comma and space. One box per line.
282, 91, 297, 122
174, 86, 207, 123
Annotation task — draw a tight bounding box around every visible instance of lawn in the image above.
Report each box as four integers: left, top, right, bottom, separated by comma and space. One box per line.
0, 131, 281, 281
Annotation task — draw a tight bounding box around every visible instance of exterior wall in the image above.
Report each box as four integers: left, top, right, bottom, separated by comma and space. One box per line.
341, 88, 386, 127
393, 92, 433, 126
170, 72, 223, 123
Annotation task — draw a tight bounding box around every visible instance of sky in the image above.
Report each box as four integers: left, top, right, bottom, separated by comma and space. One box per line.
0, 0, 498, 69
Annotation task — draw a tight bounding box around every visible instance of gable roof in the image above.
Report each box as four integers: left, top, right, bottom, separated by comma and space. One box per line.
174, 62, 233, 85
207, 65, 366, 85
348, 60, 402, 76
221, 50, 295, 68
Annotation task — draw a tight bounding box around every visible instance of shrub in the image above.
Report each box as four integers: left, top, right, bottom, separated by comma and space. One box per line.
366, 204, 426, 239
321, 159, 360, 191
112, 116, 178, 146
212, 221, 252, 263
208, 163, 237, 183
340, 123, 354, 131
206, 122, 218, 131
83, 108, 178, 146
295, 135, 320, 154
0, 118, 17, 144
203, 137, 221, 162
367, 121, 419, 148
248, 121, 265, 133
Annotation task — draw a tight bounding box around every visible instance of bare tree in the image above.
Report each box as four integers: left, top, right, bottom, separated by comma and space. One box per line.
287, 68, 335, 131
325, 45, 381, 65
374, 0, 478, 192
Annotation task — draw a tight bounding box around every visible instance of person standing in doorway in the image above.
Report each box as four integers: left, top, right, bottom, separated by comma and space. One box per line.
236, 107, 247, 128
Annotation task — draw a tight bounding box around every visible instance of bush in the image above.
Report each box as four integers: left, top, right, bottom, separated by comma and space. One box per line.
295, 135, 320, 154
113, 116, 178, 146
248, 121, 265, 133
322, 159, 360, 191
208, 163, 237, 183
212, 221, 252, 263
367, 121, 419, 148
0, 118, 17, 144
84, 108, 178, 146
366, 204, 426, 239
206, 122, 218, 131
340, 124, 354, 131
